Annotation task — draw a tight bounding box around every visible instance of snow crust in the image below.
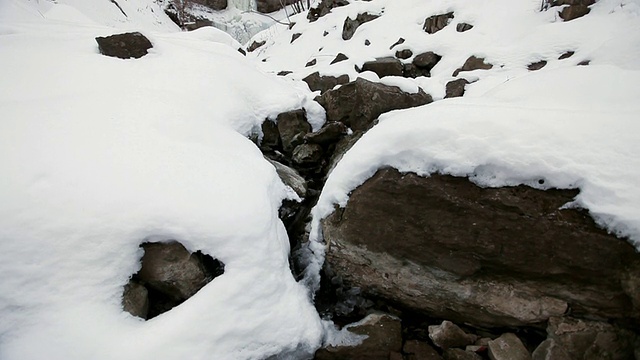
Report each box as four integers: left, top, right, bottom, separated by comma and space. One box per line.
0, 1, 324, 359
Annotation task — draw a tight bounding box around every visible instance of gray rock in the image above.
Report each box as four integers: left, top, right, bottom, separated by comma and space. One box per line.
443, 349, 482, 360
203, 0, 227, 10
413, 51, 442, 70
247, 40, 265, 52
266, 158, 307, 198
330, 53, 349, 65
303, 72, 350, 94
558, 51, 575, 59
452, 55, 493, 76
256, 0, 296, 13
456, 23, 473, 32
445, 78, 469, 98
342, 13, 379, 40
396, 49, 413, 60
276, 110, 310, 153
424, 12, 454, 34
292, 143, 323, 166
528, 60, 547, 71
305, 122, 348, 145
487, 333, 531, 360
260, 120, 280, 151
404, 340, 443, 360
429, 320, 478, 350
122, 281, 149, 319
95, 32, 152, 59
361, 57, 404, 78
532, 339, 570, 360
308, 0, 349, 22
389, 37, 405, 49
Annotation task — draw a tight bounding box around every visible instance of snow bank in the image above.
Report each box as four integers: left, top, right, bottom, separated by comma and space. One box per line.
0, 2, 323, 359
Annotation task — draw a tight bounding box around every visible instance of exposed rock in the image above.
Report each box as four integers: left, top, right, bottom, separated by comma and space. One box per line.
361, 57, 404, 78
364, 39, 371, 46
528, 60, 547, 71
558, 50, 575, 59
546, 317, 636, 360
443, 349, 482, 360
327, 131, 365, 174
452, 56, 493, 76
315, 313, 402, 360
308, 0, 349, 22
122, 280, 149, 319
445, 78, 469, 98
305, 122, 348, 145
424, 12, 454, 34
429, 320, 478, 350
395, 49, 413, 59
291, 33, 302, 43
303, 72, 350, 94
277, 71, 292, 76
317, 78, 432, 131
256, 0, 296, 13
342, 13, 379, 40
456, 23, 473, 32
237, 48, 246, 56
247, 40, 266, 52
330, 53, 349, 65
560, 4, 590, 21
578, 59, 590, 66
551, 0, 595, 5
413, 51, 442, 70
531, 339, 570, 360
202, 0, 227, 10
276, 109, 310, 152
266, 158, 307, 198
306, 59, 317, 67
260, 119, 280, 152
487, 333, 531, 360
404, 340, 443, 360
402, 63, 430, 78
292, 144, 323, 166
321, 169, 640, 327
184, 19, 214, 31
95, 32, 152, 59
390, 37, 405, 49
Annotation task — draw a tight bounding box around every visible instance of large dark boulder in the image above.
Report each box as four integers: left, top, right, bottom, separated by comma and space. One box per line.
204, 0, 227, 10
308, 0, 349, 22
322, 168, 640, 327
423, 12, 454, 34
342, 13, 379, 40
316, 78, 432, 131
303, 72, 350, 94
361, 57, 404, 78
95, 32, 152, 59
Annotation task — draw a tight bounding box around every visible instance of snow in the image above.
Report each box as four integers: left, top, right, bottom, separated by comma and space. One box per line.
0, 1, 324, 359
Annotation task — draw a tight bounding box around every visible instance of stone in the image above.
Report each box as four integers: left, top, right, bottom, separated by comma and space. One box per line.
303, 72, 350, 94
403, 63, 430, 78
424, 12, 454, 34
550, 0, 595, 5
327, 131, 365, 174
445, 78, 469, 98
238, 48, 246, 56
429, 320, 478, 350
546, 317, 636, 360
578, 59, 590, 66
304, 122, 348, 145
276, 109, 310, 152
95, 32, 152, 59
122, 280, 149, 319
361, 57, 404, 78
317, 78, 432, 131
291, 33, 302, 43
266, 158, 307, 198
456, 23, 473, 32
342, 13, 379, 40
203, 0, 227, 10
308, 0, 349, 22
560, 4, 590, 21
277, 70, 292, 76
321, 169, 640, 327
364, 39, 371, 46
404, 340, 443, 360
487, 333, 531, 360
443, 349, 482, 360
452, 56, 493, 76
558, 51, 575, 59
531, 339, 570, 360
184, 19, 214, 31
292, 144, 323, 166
330, 53, 349, 65
395, 49, 413, 59
247, 40, 266, 52
528, 60, 547, 71
390, 38, 405, 49
260, 119, 280, 151
256, 0, 296, 13
413, 51, 442, 70
315, 313, 402, 360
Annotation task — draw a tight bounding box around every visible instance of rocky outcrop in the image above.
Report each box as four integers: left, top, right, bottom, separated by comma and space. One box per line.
303, 72, 350, 94
395, 49, 413, 60
317, 78, 432, 131
308, 0, 349, 22
452, 56, 493, 76
321, 168, 640, 328
424, 12, 454, 34
361, 57, 404, 78
95, 32, 152, 59
342, 13, 379, 40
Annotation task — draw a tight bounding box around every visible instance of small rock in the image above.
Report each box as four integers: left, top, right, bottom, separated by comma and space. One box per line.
424, 12, 454, 34
487, 333, 531, 360
452, 56, 493, 76
404, 340, 443, 360
443, 349, 482, 360
456, 23, 473, 32
266, 158, 307, 198
306, 59, 317, 67
122, 281, 149, 319
396, 49, 413, 59
361, 57, 404, 78
303, 72, 350, 94
237, 48, 246, 56
390, 37, 405, 49
95, 32, 152, 59
531, 339, 570, 360
292, 144, 323, 166
277, 70, 292, 76
558, 50, 574, 59
304, 122, 348, 144
403, 63, 430, 78
429, 320, 478, 350
528, 60, 547, 71
330, 53, 349, 65
247, 40, 266, 52
342, 13, 379, 40
365, 39, 371, 46
308, 0, 349, 22
560, 4, 590, 21
413, 51, 442, 70
276, 110, 310, 153
204, 0, 227, 10
260, 120, 280, 151
445, 78, 469, 98
291, 33, 301, 43
578, 59, 590, 66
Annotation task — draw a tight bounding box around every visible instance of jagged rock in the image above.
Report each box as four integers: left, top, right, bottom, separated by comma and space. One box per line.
238, 48, 246, 56
413, 51, 442, 70
256, 0, 296, 13
95, 32, 152, 59
429, 320, 478, 350
330, 53, 349, 65
327, 131, 365, 174
277, 110, 310, 152
546, 317, 636, 359
456, 23, 473, 32
395, 49, 413, 59
452, 56, 493, 76
260, 119, 281, 152
445, 78, 469, 98
404, 340, 443, 360
202, 0, 227, 10
303, 72, 350, 94
306, 59, 317, 67
308, 0, 349, 22
266, 158, 307, 198
532, 339, 570, 360
487, 333, 531, 360
247, 40, 266, 52
122, 281, 149, 319
528, 60, 547, 71
321, 169, 640, 327
291, 33, 302, 43
443, 349, 482, 360
317, 78, 432, 131
292, 144, 323, 166
342, 13, 379, 40
315, 313, 402, 360
184, 19, 214, 31
361, 57, 404, 77
560, 4, 591, 21
390, 37, 405, 49
277, 70, 292, 76
558, 50, 575, 59
578, 59, 590, 66
305, 122, 348, 145
403, 63, 430, 78
424, 12, 454, 34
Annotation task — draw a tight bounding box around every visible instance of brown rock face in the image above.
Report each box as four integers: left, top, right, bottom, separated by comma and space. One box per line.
424, 12, 454, 34
342, 13, 379, 40
322, 169, 640, 327
429, 321, 478, 350
95, 32, 152, 59
317, 78, 432, 131
445, 78, 469, 98
361, 57, 404, 78
276, 109, 310, 152
559, 4, 591, 21
303, 72, 350, 94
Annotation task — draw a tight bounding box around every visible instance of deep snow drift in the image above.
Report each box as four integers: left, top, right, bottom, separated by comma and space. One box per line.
0, 1, 325, 359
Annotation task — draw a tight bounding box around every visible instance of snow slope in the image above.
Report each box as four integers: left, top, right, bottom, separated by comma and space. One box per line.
0, 1, 324, 359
